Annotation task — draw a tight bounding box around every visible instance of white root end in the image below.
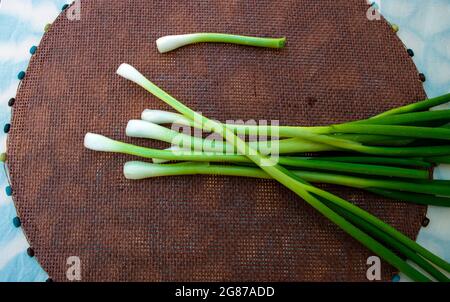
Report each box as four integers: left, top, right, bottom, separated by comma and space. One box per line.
141, 109, 191, 126
116, 63, 148, 87
124, 161, 161, 180
84, 133, 121, 153
156, 34, 198, 53
124, 161, 208, 180
126, 120, 170, 141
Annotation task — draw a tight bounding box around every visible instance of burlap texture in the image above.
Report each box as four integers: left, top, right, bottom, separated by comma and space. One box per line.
7, 0, 427, 281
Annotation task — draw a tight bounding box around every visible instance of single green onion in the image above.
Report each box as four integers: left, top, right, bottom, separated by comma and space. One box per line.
156, 33, 286, 53
84, 133, 251, 163
122, 162, 449, 202
141, 109, 414, 146
309, 156, 433, 168
143, 108, 450, 139
328, 124, 450, 141
126, 119, 336, 154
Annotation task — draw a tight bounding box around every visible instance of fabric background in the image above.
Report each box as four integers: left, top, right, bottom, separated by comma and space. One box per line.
0, 0, 449, 282
377, 0, 450, 282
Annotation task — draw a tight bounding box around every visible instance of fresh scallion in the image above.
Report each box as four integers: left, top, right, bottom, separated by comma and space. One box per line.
156, 33, 286, 53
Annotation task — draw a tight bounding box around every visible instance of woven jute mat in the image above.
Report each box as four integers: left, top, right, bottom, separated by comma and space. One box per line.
8, 0, 427, 281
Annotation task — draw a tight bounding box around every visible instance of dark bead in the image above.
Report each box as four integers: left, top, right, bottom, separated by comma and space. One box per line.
4, 123, 11, 133
407, 49, 414, 57
419, 73, 426, 82
422, 217, 430, 227
30, 46, 37, 55
392, 274, 400, 282
62, 4, 69, 10
13, 217, 21, 228
27, 247, 35, 257
18, 71, 26, 80
8, 98, 15, 107
5, 186, 12, 196
46, 278, 54, 282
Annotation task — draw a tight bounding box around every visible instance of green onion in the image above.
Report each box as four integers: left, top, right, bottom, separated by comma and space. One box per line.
84, 133, 251, 163
284, 132, 450, 157
141, 109, 415, 145
84, 133, 124, 153
354, 109, 450, 125
321, 198, 449, 281
425, 155, 450, 164
126, 119, 431, 179
277, 157, 429, 179
125, 119, 337, 154
366, 188, 450, 207
328, 124, 450, 141
131, 121, 430, 179
372, 93, 450, 118
308, 156, 433, 168
114, 63, 450, 281
156, 33, 286, 53
141, 109, 191, 126
122, 162, 449, 203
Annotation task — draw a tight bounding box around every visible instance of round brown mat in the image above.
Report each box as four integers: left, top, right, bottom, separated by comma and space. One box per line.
8, 0, 427, 281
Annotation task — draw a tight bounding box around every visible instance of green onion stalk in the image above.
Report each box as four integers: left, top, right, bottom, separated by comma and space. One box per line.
121, 162, 450, 207
94, 63, 450, 281
156, 33, 286, 53
141, 106, 450, 135
84, 133, 433, 170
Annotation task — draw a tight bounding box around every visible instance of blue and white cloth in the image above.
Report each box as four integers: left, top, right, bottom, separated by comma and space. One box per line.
0, 0, 449, 282
0, 0, 68, 282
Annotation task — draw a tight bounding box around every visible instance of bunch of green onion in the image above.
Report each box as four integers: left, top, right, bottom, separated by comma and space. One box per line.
84, 34, 450, 281
86, 91, 450, 208
83, 63, 450, 281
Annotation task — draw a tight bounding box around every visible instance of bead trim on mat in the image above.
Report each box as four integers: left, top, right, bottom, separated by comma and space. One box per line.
1, 2, 72, 282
